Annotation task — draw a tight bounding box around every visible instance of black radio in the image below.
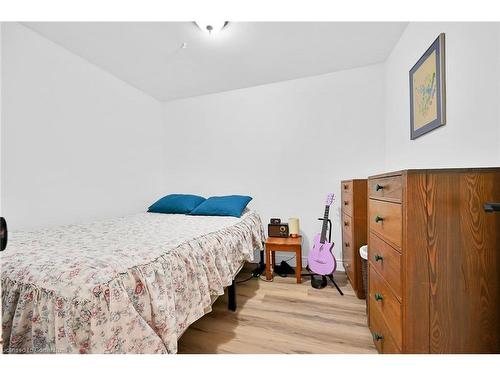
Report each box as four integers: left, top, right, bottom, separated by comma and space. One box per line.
268, 218, 289, 237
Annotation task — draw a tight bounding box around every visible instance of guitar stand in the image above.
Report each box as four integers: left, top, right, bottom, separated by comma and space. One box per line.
302, 217, 344, 296
326, 274, 344, 295
301, 271, 344, 295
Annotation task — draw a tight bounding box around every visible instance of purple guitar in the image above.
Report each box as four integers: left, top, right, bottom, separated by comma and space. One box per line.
307, 193, 337, 275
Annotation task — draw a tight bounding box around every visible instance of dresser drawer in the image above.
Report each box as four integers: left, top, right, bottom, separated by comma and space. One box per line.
341, 213, 353, 239
341, 192, 353, 216
368, 199, 402, 249
342, 230, 354, 281
341, 180, 353, 195
369, 300, 401, 354
369, 175, 402, 203
368, 232, 402, 298
369, 265, 402, 347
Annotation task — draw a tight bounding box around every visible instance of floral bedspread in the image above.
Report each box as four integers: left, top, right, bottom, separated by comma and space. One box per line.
1, 210, 264, 354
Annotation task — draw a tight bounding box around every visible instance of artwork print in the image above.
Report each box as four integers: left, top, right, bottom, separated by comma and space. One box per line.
409, 33, 446, 139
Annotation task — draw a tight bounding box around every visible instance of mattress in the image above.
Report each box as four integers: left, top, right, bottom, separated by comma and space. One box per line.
1, 210, 264, 354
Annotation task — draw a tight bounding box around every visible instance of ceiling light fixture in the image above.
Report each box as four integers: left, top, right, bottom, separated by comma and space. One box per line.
194, 21, 229, 35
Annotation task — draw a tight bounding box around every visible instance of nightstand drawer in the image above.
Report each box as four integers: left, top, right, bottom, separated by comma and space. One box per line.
368, 232, 402, 298
368, 199, 402, 249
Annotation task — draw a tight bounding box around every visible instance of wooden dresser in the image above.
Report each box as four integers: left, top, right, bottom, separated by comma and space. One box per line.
341, 179, 367, 299
367, 168, 500, 353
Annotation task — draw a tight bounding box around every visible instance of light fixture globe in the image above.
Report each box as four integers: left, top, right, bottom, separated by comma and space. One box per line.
194, 21, 228, 35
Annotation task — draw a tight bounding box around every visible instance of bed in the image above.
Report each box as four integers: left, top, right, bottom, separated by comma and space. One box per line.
1, 210, 264, 354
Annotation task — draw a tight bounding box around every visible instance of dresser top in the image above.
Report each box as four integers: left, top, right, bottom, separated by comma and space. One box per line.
368, 167, 500, 180
340, 178, 367, 183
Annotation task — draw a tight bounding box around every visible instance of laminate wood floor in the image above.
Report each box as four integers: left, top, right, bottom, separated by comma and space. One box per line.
178, 265, 377, 354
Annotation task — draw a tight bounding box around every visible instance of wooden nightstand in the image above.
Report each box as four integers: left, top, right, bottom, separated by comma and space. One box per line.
265, 236, 303, 283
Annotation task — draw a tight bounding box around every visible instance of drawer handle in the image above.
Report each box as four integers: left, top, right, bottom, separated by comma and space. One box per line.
344, 221, 349, 226
372, 333, 384, 341
344, 200, 349, 206
374, 254, 384, 262
344, 184, 349, 190
374, 293, 384, 301
375, 215, 384, 223
375, 184, 384, 191
344, 242, 350, 247
484, 202, 500, 212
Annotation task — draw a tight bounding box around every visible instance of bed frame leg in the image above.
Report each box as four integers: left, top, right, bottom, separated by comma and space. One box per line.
228, 279, 237, 312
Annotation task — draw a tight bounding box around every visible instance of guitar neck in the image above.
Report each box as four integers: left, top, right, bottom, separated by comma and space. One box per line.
320, 205, 330, 243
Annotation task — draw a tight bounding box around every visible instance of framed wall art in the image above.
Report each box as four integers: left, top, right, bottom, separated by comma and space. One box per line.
409, 33, 446, 139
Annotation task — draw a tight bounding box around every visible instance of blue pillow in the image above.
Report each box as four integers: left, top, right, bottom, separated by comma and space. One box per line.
148, 194, 206, 214
189, 195, 253, 218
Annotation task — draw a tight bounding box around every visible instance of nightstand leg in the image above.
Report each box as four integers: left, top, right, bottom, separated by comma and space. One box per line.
265, 247, 272, 280
296, 248, 302, 284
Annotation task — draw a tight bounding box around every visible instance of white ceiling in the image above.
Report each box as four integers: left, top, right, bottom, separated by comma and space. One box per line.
24, 22, 407, 102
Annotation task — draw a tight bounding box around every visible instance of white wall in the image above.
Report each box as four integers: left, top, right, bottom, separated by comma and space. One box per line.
1, 23, 164, 230
385, 22, 500, 170
4, 21, 499, 262
161, 65, 386, 267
